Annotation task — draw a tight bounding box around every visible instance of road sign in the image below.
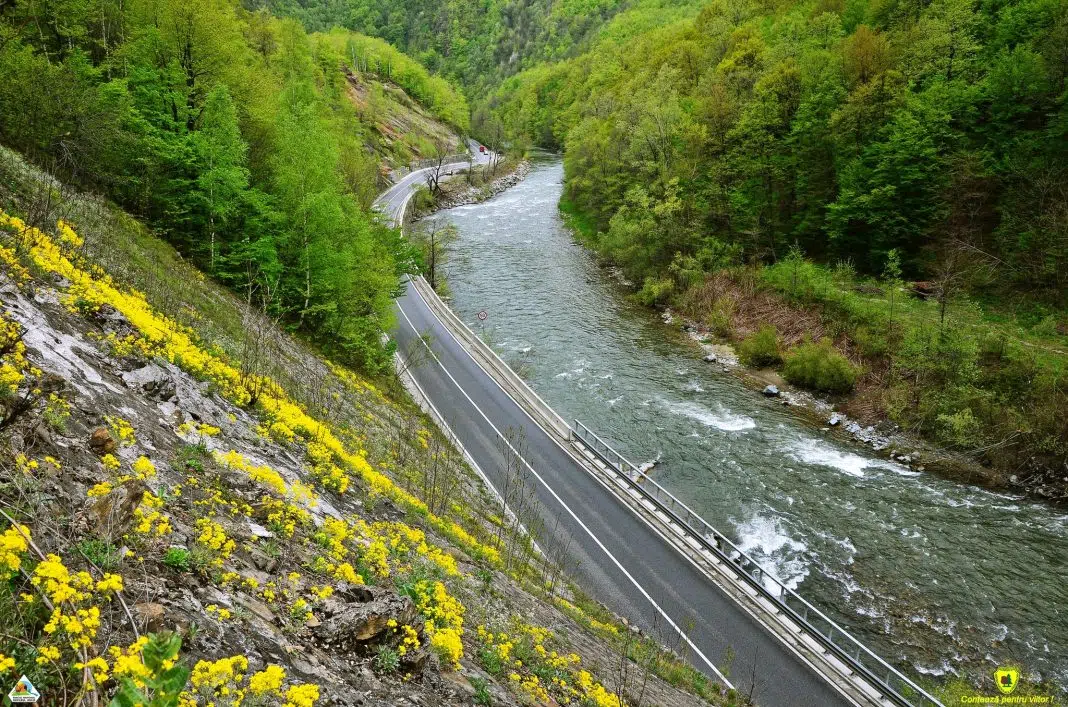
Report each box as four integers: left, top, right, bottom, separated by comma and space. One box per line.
477, 310, 488, 321
9, 675, 40, 703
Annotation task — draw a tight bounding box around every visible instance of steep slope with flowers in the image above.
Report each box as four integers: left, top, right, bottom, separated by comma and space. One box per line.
0, 147, 727, 706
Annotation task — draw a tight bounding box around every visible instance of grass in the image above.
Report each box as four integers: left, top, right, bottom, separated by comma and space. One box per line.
548, 587, 724, 702
175, 443, 211, 474
76, 538, 121, 571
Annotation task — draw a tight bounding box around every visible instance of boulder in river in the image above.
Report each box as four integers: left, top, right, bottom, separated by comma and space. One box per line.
762, 385, 780, 397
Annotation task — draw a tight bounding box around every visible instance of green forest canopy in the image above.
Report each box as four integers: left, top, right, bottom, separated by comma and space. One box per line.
265, 0, 1067, 293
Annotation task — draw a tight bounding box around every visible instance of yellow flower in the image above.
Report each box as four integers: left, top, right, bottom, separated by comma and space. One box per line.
283, 683, 319, 707
37, 645, 60, 664
132, 456, 156, 480
248, 664, 286, 695
87, 482, 113, 497
95, 573, 124, 593
1, 524, 30, 573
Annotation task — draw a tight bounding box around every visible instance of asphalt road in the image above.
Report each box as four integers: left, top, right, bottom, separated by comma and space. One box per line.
376, 157, 853, 707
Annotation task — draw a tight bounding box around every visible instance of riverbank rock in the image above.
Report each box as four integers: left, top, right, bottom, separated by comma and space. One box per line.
435, 161, 532, 209
763, 384, 780, 397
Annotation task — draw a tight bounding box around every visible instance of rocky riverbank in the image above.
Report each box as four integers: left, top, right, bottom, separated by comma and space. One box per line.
659, 307, 1038, 498
434, 160, 532, 209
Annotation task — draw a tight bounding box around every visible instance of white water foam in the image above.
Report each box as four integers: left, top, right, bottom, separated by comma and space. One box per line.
732, 514, 810, 591
664, 399, 756, 432
554, 358, 589, 379
786, 437, 907, 478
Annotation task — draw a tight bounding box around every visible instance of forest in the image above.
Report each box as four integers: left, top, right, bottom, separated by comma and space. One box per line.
267, 0, 1068, 483
0, 0, 468, 374
476, 0, 1068, 481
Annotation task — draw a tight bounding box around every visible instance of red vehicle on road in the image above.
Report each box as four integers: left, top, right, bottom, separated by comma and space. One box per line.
479, 145, 486, 154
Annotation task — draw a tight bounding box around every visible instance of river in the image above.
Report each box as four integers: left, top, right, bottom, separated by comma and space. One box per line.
424, 157, 1068, 693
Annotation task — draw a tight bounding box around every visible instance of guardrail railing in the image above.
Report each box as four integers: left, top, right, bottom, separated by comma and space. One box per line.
571, 419, 943, 707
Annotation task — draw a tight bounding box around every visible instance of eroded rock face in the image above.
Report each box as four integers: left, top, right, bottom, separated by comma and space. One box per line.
315, 589, 419, 650
122, 363, 177, 401
83, 478, 148, 538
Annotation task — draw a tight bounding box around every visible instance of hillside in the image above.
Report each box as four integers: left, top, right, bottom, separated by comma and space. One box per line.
0, 147, 724, 706
269, 0, 1068, 494
0, 1, 470, 379
267, 0, 705, 94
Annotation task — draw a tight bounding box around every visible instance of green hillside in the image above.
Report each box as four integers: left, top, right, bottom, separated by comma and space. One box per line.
474, 0, 1068, 482
0, 1, 469, 375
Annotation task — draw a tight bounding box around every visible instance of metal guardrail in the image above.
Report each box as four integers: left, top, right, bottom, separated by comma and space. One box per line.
571, 419, 944, 707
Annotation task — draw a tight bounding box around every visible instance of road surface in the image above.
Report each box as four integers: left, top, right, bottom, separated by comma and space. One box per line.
376, 157, 853, 707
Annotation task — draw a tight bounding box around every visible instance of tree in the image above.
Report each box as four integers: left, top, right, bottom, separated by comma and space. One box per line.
191, 84, 249, 273
423, 137, 452, 195
842, 25, 890, 88
272, 93, 344, 326
412, 220, 457, 291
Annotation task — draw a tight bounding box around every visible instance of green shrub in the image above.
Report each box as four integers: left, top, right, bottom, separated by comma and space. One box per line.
737, 325, 782, 368
471, 677, 492, 706
782, 338, 859, 394
162, 547, 191, 572
635, 276, 675, 306
373, 645, 400, 674
936, 408, 984, 448
704, 297, 735, 338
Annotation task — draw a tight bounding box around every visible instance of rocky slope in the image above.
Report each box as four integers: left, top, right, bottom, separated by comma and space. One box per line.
0, 148, 726, 706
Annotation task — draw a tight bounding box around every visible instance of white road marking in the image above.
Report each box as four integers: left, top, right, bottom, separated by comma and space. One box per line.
395, 295, 736, 690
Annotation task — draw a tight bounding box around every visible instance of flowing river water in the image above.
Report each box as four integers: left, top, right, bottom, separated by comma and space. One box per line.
425, 157, 1068, 692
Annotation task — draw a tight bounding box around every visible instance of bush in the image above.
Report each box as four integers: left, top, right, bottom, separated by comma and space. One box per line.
162, 547, 191, 572
782, 338, 859, 394
635, 276, 675, 306
936, 408, 984, 448
373, 646, 400, 674
704, 297, 735, 338
737, 325, 782, 368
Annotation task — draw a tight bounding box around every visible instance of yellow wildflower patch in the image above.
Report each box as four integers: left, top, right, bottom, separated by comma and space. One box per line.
1, 524, 30, 573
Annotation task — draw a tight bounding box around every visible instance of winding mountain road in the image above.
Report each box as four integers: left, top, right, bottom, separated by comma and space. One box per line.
375, 156, 854, 707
